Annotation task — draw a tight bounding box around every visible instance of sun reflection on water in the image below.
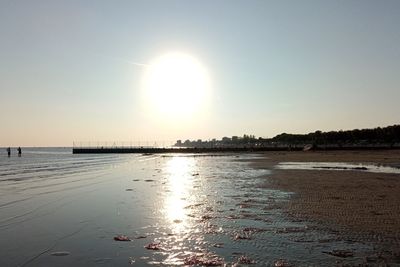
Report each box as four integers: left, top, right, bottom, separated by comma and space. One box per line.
163, 156, 196, 233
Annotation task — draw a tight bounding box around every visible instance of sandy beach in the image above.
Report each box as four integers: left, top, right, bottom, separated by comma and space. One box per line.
252, 150, 400, 260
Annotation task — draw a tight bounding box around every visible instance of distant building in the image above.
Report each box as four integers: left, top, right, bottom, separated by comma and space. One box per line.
222, 137, 230, 142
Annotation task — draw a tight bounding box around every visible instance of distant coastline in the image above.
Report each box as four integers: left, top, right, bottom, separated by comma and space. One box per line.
72, 144, 400, 154
175, 124, 400, 149
71, 124, 400, 153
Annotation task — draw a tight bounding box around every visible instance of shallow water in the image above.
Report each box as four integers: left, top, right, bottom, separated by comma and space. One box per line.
276, 161, 400, 174
0, 149, 388, 266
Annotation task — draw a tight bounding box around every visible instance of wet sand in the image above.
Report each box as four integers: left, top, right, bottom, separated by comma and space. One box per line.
3, 149, 400, 266
253, 150, 400, 256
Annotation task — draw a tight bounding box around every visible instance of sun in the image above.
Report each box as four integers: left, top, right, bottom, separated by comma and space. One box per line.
142, 52, 211, 120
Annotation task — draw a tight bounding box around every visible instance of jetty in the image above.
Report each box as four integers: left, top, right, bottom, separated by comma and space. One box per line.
72, 146, 303, 154
72, 142, 399, 154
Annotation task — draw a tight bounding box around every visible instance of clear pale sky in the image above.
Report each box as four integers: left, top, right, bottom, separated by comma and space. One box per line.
1, 1, 399, 147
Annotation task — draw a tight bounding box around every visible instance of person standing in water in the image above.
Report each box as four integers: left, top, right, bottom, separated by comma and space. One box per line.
6, 147, 11, 157
17, 147, 22, 157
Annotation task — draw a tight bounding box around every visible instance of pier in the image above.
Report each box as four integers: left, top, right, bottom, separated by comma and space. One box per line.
72, 146, 303, 154
72, 142, 399, 154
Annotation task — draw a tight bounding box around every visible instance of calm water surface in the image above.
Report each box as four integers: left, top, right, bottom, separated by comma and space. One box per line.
0, 148, 380, 266
276, 161, 400, 174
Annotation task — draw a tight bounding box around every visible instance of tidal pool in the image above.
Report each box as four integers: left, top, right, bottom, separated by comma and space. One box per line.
276, 161, 400, 174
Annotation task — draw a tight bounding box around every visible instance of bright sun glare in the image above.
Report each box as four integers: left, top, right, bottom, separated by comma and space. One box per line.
142, 52, 211, 120
164, 157, 195, 232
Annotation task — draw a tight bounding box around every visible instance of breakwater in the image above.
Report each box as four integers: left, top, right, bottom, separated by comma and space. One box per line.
72, 146, 399, 154
72, 147, 296, 154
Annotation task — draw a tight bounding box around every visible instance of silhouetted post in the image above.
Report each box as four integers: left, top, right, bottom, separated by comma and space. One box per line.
7, 147, 10, 157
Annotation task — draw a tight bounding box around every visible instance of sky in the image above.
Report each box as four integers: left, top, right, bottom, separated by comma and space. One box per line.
1, 0, 399, 147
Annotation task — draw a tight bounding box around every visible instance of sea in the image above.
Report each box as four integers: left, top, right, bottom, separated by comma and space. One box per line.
0, 148, 382, 266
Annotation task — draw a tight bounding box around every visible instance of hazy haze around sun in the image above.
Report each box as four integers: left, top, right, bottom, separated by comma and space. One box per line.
142, 52, 211, 122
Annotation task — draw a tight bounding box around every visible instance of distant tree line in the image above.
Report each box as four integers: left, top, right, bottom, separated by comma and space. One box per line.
272, 125, 400, 146
175, 125, 400, 148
